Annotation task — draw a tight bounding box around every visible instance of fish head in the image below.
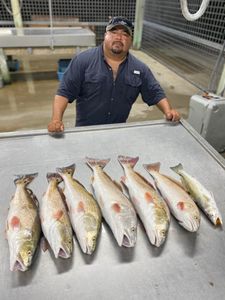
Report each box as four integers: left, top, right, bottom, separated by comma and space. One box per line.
58, 229, 73, 258
50, 224, 73, 258
181, 212, 200, 232
84, 231, 98, 255
206, 209, 223, 226
122, 226, 137, 247
10, 240, 36, 271
154, 226, 169, 247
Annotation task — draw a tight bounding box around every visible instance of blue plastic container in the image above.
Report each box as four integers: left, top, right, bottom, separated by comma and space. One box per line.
57, 59, 71, 81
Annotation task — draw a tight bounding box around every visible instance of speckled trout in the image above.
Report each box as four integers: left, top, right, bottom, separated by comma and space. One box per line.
6, 173, 41, 271
144, 163, 200, 232
86, 157, 137, 248
40, 173, 73, 258
171, 163, 222, 226
56, 164, 101, 255
118, 156, 170, 247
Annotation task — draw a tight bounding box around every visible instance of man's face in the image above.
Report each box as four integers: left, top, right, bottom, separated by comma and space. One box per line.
104, 26, 132, 55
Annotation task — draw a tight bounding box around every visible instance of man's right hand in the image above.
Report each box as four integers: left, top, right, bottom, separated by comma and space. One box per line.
47, 120, 64, 133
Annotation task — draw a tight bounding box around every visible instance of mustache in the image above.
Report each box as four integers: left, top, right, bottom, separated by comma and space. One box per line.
112, 41, 124, 47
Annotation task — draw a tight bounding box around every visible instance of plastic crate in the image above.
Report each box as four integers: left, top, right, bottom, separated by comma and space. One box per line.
57, 58, 71, 81
7, 59, 20, 72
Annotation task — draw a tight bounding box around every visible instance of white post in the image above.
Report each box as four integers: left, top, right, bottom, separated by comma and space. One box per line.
133, 0, 145, 50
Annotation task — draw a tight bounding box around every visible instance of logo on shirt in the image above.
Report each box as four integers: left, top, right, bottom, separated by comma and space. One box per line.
133, 70, 140, 75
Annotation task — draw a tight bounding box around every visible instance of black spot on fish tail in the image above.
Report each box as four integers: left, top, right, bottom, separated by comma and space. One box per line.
46, 172, 63, 184
14, 173, 38, 186
85, 157, 110, 170
56, 164, 75, 176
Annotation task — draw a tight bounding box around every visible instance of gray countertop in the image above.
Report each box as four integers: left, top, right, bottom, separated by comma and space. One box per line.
1, 120, 225, 300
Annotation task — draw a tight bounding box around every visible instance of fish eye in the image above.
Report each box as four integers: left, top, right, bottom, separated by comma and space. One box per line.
131, 227, 135, 232
194, 216, 199, 220
161, 230, 166, 237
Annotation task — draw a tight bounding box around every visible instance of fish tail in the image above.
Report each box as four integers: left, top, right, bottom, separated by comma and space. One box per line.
14, 173, 38, 186
46, 172, 63, 184
170, 163, 183, 174
56, 164, 75, 176
143, 162, 161, 173
117, 155, 139, 169
85, 157, 110, 170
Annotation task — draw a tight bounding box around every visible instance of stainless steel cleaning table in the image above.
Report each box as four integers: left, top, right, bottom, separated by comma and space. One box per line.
1, 120, 225, 300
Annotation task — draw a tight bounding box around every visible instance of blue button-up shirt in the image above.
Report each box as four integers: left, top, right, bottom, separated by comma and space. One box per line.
57, 45, 166, 126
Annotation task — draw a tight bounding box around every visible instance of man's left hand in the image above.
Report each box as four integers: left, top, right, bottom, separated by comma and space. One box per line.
165, 109, 180, 122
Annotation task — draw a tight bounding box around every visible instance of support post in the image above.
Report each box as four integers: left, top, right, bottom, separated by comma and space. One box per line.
133, 0, 145, 50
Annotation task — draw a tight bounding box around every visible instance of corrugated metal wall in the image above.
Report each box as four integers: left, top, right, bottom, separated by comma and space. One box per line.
141, 0, 225, 91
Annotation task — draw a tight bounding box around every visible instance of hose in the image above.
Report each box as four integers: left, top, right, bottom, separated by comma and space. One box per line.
180, 0, 210, 21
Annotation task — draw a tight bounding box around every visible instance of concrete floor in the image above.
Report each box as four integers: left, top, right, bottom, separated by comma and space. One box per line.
0, 49, 224, 159
0, 49, 199, 131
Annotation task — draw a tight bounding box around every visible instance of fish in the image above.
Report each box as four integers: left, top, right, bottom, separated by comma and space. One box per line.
6, 173, 41, 272
40, 173, 73, 258
86, 157, 137, 248
56, 164, 101, 255
144, 162, 201, 232
170, 163, 222, 226
118, 156, 170, 247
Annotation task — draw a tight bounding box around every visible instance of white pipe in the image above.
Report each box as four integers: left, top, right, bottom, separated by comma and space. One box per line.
180, 0, 210, 21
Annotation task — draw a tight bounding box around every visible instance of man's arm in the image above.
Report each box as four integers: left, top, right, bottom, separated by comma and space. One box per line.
156, 98, 180, 122
47, 95, 69, 132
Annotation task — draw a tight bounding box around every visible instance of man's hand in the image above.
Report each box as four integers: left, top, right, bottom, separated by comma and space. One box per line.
165, 109, 180, 122
47, 120, 64, 133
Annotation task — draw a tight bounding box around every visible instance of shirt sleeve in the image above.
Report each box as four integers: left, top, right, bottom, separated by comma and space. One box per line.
140, 66, 166, 106
56, 55, 84, 103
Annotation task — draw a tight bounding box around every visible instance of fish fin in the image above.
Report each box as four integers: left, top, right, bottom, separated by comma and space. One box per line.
41, 236, 49, 252
136, 172, 155, 188
120, 180, 129, 195
14, 173, 38, 186
53, 210, 64, 220
86, 157, 110, 170
170, 163, 183, 174
10, 216, 20, 229
56, 164, 75, 177
27, 188, 39, 207
163, 175, 186, 190
58, 187, 69, 211
180, 178, 190, 192
113, 180, 123, 192
143, 162, 160, 173
112, 203, 121, 213
118, 155, 139, 169
47, 172, 63, 184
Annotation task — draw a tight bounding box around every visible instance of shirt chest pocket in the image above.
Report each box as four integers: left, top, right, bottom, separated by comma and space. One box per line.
83, 72, 106, 98
124, 74, 142, 104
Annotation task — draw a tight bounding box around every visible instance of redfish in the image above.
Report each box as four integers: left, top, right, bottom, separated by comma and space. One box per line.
56, 164, 101, 255
171, 163, 222, 226
118, 156, 170, 247
40, 173, 73, 258
6, 173, 41, 271
86, 157, 137, 248
144, 163, 200, 232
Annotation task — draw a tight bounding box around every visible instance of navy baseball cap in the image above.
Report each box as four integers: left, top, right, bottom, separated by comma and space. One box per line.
106, 16, 133, 36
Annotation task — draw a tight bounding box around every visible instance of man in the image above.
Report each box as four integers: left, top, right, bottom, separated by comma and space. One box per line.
48, 16, 180, 133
